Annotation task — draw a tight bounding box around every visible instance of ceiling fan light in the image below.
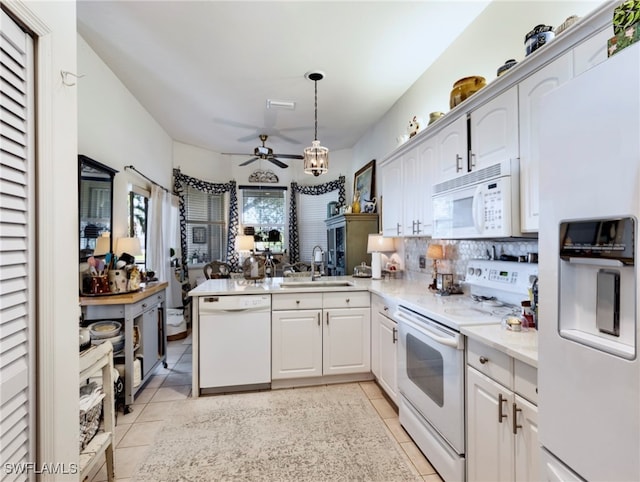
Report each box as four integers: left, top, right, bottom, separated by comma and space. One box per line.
303, 140, 329, 176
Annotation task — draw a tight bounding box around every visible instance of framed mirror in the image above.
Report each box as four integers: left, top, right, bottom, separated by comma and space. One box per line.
79, 155, 118, 262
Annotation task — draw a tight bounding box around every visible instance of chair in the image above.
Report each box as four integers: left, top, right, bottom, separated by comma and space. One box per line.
203, 261, 231, 279
282, 262, 311, 277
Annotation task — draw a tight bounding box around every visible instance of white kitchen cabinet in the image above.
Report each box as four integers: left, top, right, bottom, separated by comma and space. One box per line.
518, 53, 573, 232
272, 291, 370, 381
371, 294, 399, 404
324, 307, 370, 375
573, 28, 610, 77
466, 338, 539, 482
469, 86, 519, 172
436, 115, 467, 183
405, 138, 435, 236
272, 308, 323, 379
380, 155, 403, 236
380, 138, 435, 238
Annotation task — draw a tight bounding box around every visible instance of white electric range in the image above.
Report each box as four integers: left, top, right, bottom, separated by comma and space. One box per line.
396, 260, 538, 482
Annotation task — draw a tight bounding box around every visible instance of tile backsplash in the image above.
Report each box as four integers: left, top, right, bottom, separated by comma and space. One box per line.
397, 237, 539, 285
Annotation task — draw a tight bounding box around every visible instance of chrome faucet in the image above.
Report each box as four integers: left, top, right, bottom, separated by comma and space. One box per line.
311, 245, 325, 280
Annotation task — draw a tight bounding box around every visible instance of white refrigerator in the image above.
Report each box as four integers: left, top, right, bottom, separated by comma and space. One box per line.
537, 42, 640, 480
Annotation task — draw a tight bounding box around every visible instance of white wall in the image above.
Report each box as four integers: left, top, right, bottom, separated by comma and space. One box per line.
174, 141, 357, 201
78, 35, 174, 239
1, 0, 79, 476
353, 0, 604, 164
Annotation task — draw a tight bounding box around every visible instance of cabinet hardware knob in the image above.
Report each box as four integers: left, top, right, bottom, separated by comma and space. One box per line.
296, 300, 300, 304
142, 303, 148, 308
326, 312, 329, 324
479, 356, 489, 364
345, 298, 350, 303
383, 306, 389, 312
317, 312, 320, 326
512, 403, 522, 434
498, 394, 507, 423
396, 223, 401, 235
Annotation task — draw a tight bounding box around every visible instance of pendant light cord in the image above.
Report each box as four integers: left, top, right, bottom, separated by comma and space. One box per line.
314, 80, 318, 142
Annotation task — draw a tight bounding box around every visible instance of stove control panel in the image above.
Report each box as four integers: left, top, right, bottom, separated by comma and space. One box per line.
466, 260, 538, 295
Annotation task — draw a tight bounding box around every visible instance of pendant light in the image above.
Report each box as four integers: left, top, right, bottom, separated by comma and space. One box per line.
303, 71, 329, 176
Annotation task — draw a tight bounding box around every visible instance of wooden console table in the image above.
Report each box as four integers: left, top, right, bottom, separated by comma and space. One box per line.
80, 282, 168, 413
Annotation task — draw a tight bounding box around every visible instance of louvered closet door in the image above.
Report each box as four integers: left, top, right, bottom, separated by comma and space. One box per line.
1, 9, 36, 476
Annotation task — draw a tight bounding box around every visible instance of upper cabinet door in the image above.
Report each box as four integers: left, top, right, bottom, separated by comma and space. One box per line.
469, 86, 519, 172
573, 28, 610, 77
436, 115, 468, 183
380, 156, 403, 236
519, 53, 573, 233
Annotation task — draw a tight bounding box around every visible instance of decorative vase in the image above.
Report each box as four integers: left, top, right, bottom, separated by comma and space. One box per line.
428, 112, 445, 125
449, 76, 486, 109
352, 200, 361, 214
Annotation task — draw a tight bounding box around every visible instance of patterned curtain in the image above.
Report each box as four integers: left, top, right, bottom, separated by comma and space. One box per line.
288, 176, 346, 263
173, 169, 239, 277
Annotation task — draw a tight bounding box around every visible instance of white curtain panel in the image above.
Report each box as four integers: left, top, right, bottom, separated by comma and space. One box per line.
148, 185, 180, 306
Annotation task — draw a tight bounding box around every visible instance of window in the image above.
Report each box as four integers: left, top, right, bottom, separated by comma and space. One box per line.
241, 187, 286, 253
297, 191, 336, 263
185, 185, 226, 263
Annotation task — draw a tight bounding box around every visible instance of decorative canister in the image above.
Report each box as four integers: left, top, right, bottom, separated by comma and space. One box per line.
555, 15, 580, 36
496, 59, 518, 77
449, 76, 486, 109
524, 24, 555, 57
428, 111, 445, 125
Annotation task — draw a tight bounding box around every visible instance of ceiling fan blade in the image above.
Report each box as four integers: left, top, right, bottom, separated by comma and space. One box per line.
239, 157, 259, 166
268, 158, 289, 169
273, 154, 304, 159
222, 152, 252, 156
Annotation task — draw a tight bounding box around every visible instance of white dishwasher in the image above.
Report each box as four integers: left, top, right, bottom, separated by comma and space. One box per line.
198, 294, 271, 392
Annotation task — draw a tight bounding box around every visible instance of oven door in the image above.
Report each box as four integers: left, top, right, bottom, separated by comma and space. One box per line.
397, 306, 465, 453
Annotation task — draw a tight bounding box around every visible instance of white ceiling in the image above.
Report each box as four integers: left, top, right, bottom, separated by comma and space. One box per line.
77, 1, 491, 161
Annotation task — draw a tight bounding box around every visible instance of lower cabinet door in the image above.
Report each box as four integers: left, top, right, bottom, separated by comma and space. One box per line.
138, 306, 159, 378
272, 310, 322, 379
323, 308, 370, 375
378, 314, 398, 404
467, 366, 514, 482
514, 394, 539, 482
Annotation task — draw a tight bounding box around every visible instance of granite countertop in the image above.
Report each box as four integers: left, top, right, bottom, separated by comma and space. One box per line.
189, 275, 538, 367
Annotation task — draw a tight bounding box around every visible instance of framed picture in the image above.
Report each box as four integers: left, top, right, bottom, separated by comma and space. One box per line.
353, 159, 376, 207
192, 226, 207, 244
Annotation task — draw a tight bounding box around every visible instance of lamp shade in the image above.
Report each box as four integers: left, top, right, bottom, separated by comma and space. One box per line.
116, 237, 142, 257
236, 235, 255, 251
426, 243, 445, 260
367, 234, 395, 253
93, 236, 111, 256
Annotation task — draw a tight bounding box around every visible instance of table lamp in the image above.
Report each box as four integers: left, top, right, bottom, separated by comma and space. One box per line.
427, 243, 444, 290
367, 234, 395, 279
93, 236, 111, 257
116, 237, 142, 257
426, 243, 445, 290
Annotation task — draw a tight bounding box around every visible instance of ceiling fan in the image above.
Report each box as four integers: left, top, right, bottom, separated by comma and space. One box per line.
224, 134, 303, 169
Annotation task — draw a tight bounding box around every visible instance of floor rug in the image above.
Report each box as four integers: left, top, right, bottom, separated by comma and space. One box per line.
133, 383, 422, 481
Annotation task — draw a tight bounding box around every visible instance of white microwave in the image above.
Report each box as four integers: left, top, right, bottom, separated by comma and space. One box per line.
432, 159, 523, 239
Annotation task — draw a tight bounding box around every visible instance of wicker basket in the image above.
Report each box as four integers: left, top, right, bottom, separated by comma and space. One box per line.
79, 394, 104, 451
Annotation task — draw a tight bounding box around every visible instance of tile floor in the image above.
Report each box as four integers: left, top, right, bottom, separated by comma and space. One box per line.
88, 336, 444, 482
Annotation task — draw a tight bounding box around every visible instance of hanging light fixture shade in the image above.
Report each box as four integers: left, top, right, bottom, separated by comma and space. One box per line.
303, 71, 329, 177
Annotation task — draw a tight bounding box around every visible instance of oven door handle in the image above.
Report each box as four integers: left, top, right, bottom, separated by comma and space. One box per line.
396, 311, 462, 349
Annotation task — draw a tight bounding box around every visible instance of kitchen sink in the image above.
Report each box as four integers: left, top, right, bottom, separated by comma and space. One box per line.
279, 280, 355, 288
